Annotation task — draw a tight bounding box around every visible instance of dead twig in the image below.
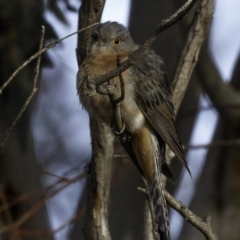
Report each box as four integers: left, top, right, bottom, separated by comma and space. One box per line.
185, 139, 240, 150
138, 187, 218, 240
164, 190, 218, 240
0, 26, 45, 151
0, 23, 98, 94
0, 171, 86, 234
0, 184, 13, 227
17, 204, 86, 238
0, 23, 98, 151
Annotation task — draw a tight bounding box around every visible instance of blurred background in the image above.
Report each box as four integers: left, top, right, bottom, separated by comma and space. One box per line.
0, 0, 240, 239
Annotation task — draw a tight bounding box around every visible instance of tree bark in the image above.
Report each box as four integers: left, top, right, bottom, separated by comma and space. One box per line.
77, 1, 115, 239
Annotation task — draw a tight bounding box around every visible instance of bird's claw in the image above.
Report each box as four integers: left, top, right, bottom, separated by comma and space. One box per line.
111, 124, 131, 143
111, 123, 126, 136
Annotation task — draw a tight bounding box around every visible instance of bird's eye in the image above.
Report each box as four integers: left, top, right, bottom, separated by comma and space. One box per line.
112, 37, 120, 45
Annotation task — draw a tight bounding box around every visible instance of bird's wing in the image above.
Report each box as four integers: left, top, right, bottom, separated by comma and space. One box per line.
132, 49, 190, 174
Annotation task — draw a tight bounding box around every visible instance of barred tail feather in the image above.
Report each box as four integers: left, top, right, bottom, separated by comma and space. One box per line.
149, 134, 171, 240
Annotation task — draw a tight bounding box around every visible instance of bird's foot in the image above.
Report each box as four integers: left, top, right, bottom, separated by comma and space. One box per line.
111, 123, 131, 143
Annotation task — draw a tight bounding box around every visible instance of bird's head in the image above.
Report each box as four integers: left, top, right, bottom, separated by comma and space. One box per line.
89, 21, 136, 56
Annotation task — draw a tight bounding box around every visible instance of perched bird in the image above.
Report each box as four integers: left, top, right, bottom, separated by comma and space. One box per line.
77, 21, 190, 240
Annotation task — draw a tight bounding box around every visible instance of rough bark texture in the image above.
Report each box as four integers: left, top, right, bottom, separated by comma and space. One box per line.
164, 0, 215, 186
171, 0, 215, 113
77, 1, 115, 240
84, 121, 114, 240
77, 0, 106, 65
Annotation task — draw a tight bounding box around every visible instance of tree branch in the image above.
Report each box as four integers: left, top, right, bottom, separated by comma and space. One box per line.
164, 0, 215, 174
0, 170, 86, 234
77, 1, 114, 240
171, 0, 215, 114
0, 23, 98, 94
138, 185, 218, 239
0, 26, 45, 151
164, 191, 218, 240
185, 139, 240, 150
198, 42, 240, 127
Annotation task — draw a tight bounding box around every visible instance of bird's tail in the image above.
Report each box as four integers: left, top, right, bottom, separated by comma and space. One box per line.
148, 134, 171, 240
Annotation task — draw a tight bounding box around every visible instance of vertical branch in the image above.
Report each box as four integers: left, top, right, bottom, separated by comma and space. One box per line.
77, 0, 106, 66
164, 0, 215, 179
85, 121, 114, 240
171, 0, 215, 113
77, 1, 113, 240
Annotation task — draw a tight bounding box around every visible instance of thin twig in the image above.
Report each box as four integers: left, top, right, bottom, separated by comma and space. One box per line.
164, 190, 218, 240
41, 171, 72, 182
0, 26, 45, 151
0, 23, 98, 151
185, 139, 240, 150
115, 138, 240, 156
0, 23, 98, 94
0, 169, 87, 214
0, 171, 86, 234
0, 184, 13, 226
18, 204, 86, 237
137, 166, 218, 240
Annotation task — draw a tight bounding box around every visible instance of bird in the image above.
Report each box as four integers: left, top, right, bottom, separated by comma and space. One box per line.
77, 21, 190, 240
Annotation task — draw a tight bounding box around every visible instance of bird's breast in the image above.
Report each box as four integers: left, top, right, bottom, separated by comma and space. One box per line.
77, 55, 146, 133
